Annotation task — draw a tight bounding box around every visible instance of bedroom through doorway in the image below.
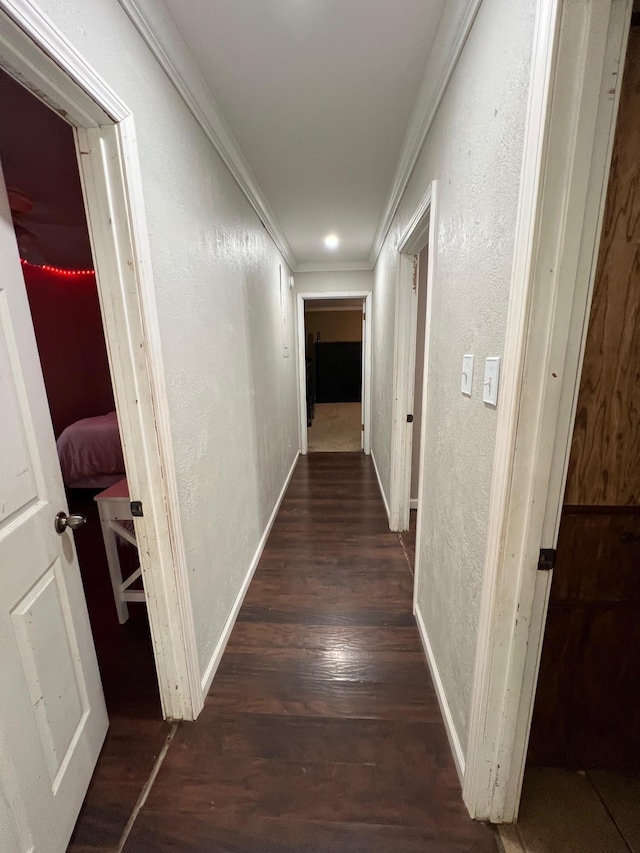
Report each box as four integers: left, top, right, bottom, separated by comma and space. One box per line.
304, 297, 365, 452
0, 67, 168, 849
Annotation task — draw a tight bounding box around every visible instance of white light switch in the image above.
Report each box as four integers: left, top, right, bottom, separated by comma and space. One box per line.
461, 355, 474, 396
483, 357, 501, 406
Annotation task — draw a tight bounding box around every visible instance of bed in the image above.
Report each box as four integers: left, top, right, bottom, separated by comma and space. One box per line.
56, 410, 125, 489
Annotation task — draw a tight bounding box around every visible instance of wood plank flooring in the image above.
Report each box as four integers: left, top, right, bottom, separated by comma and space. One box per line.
121, 453, 496, 852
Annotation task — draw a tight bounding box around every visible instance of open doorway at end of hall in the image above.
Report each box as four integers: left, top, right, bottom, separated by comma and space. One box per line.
0, 68, 168, 851
305, 298, 364, 452
504, 19, 640, 853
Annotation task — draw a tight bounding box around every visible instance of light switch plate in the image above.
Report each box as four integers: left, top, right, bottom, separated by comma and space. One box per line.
483, 357, 501, 406
461, 354, 474, 396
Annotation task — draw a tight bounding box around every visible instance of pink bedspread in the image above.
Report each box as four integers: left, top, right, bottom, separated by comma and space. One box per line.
57, 411, 125, 487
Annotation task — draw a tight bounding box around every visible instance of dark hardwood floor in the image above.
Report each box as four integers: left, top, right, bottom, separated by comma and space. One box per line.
119, 453, 496, 852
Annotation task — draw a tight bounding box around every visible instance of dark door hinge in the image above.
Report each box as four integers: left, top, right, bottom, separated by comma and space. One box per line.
407, 414, 414, 423
537, 548, 556, 571
130, 501, 144, 517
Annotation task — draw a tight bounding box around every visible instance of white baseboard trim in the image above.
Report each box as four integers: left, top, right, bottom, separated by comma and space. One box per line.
370, 449, 390, 523
409, 498, 418, 510
414, 603, 466, 783
199, 450, 300, 698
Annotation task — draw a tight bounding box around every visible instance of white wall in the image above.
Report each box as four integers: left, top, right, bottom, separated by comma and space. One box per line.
371, 0, 536, 752
34, 0, 299, 680
295, 269, 374, 295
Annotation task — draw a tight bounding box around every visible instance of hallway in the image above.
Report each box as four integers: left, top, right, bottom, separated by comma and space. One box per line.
114, 453, 496, 851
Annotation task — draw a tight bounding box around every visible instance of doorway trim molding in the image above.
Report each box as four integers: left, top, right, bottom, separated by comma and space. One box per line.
463, 0, 632, 823
295, 291, 372, 456
391, 180, 466, 774
388, 181, 437, 533
0, 0, 202, 720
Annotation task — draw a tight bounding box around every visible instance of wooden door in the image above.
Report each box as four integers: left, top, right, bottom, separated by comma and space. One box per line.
0, 159, 107, 849
528, 25, 640, 770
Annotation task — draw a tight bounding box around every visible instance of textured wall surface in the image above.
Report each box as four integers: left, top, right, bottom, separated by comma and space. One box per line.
372, 0, 536, 751
295, 269, 374, 295
35, 0, 299, 676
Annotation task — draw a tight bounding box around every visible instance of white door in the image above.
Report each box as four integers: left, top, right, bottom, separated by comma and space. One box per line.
0, 161, 107, 851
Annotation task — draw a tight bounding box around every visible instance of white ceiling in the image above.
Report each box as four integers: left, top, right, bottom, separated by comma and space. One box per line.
162, 0, 446, 267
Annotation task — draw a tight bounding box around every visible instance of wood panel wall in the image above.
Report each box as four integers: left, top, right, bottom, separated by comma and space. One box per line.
565, 25, 640, 506
528, 27, 640, 770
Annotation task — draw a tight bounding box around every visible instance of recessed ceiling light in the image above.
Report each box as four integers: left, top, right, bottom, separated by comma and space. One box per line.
324, 234, 339, 250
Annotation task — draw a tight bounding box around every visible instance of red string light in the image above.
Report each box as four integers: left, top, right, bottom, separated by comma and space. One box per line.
20, 258, 95, 276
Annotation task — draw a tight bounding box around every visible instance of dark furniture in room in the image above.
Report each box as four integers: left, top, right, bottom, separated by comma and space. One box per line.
315, 342, 362, 403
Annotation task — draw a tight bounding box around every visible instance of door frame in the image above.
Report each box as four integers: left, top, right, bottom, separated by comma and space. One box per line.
463, 0, 632, 822
388, 181, 437, 533
0, 0, 202, 720
395, 181, 437, 608
296, 291, 372, 455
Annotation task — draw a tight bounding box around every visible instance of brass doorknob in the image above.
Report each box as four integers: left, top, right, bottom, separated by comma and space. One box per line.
55, 512, 87, 534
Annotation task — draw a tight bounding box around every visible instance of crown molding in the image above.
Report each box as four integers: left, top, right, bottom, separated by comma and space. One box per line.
118, 0, 296, 270
0, 0, 127, 124
294, 260, 373, 273
368, 0, 483, 267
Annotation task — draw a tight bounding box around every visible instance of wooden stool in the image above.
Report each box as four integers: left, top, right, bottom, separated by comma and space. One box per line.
94, 477, 144, 623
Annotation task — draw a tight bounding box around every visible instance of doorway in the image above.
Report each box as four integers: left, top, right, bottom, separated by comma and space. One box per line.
305, 298, 364, 452
0, 1, 199, 723
0, 6, 200, 849
388, 182, 436, 535
0, 65, 172, 848
507, 18, 640, 852
296, 290, 372, 456
402, 244, 430, 568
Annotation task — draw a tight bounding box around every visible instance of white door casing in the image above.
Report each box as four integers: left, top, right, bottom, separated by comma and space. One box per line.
388, 252, 419, 533
0, 162, 108, 852
463, 0, 632, 823
0, 0, 202, 721
389, 181, 436, 533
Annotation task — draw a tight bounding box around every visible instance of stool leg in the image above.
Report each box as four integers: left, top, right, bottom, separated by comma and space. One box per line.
98, 506, 129, 624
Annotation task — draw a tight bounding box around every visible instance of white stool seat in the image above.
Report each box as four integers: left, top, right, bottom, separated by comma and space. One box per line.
94, 477, 144, 623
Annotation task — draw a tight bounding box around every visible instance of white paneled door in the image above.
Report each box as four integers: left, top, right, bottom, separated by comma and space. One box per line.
0, 160, 107, 851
